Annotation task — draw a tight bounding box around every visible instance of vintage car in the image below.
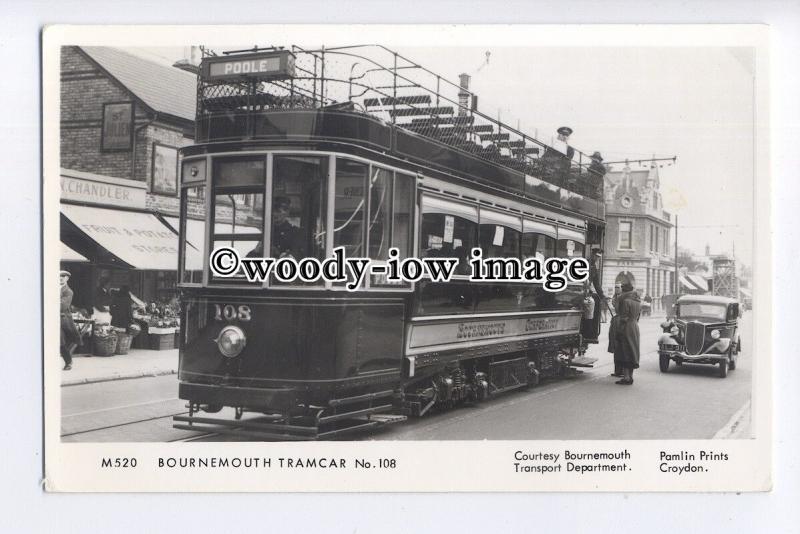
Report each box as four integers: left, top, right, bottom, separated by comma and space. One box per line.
658, 295, 741, 378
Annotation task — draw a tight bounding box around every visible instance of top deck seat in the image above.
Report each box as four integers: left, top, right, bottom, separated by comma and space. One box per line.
363, 95, 432, 107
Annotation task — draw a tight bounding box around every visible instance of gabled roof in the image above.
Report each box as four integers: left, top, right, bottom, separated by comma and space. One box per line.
81, 47, 196, 123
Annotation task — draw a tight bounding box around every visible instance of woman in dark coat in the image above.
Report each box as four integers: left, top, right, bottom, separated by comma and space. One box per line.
615, 282, 641, 385
111, 285, 134, 330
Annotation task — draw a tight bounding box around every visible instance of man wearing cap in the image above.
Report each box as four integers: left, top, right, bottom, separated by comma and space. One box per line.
59, 270, 79, 370
247, 196, 305, 258
587, 151, 606, 200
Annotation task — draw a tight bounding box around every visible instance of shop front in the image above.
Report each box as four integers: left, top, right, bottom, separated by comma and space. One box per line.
60, 168, 183, 352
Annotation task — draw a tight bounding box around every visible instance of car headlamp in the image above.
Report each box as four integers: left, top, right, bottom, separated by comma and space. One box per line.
215, 325, 246, 358
711, 329, 721, 340
670, 326, 679, 335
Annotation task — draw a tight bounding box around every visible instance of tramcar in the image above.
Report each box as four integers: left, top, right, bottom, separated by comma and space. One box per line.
173, 45, 607, 439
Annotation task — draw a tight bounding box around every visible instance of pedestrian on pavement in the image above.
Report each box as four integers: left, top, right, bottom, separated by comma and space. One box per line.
93, 276, 113, 325
609, 282, 623, 377
111, 285, 134, 331
615, 282, 642, 385
60, 270, 80, 371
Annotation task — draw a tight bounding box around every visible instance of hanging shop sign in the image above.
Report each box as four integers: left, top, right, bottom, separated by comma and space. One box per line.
101, 101, 134, 151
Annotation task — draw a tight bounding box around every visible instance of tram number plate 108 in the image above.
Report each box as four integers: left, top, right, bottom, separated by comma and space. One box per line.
214, 304, 251, 322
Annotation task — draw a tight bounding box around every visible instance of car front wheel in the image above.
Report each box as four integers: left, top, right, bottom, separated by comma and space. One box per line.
718, 358, 729, 378
659, 353, 670, 373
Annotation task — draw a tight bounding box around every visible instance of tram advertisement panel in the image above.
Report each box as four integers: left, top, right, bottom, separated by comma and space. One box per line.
40, 24, 773, 498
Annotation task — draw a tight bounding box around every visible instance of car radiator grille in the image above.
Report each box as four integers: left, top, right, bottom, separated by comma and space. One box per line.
685, 321, 705, 355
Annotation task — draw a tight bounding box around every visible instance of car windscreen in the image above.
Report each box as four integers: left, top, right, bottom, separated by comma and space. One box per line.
677, 303, 727, 321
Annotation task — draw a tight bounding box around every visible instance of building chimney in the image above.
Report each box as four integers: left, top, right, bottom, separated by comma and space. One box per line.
458, 73, 471, 117
173, 45, 200, 75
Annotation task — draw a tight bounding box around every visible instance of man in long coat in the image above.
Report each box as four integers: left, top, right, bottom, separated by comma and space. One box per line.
60, 270, 80, 370
615, 282, 641, 385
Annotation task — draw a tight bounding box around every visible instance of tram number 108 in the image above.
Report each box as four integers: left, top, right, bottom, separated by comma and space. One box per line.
213, 304, 252, 322
355, 458, 397, 469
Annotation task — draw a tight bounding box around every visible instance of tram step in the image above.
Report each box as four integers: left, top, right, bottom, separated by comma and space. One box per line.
569, 357, 598, 368
358, 414, 407, 425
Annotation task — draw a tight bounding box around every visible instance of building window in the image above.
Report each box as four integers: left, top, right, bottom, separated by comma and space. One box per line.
619, 221, 633, 249
655, 225, 659, 253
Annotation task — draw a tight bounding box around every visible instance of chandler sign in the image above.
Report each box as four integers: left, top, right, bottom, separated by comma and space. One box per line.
60, 169, 146, 209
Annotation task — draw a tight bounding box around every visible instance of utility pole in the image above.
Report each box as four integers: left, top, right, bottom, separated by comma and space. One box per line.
674, 215, 679, 295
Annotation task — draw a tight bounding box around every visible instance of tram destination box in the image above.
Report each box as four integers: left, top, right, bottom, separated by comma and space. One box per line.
200, 50, 296, 82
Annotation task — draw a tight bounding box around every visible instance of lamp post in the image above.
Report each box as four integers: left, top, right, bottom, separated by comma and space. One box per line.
674, 215, 679, 296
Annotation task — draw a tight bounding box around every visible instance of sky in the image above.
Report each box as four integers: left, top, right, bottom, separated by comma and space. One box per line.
128, 45, 755, 266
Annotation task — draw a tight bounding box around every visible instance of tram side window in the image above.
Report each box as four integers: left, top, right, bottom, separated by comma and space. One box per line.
556, 231, 586, 258
479, 218, 521, 258
369, 170, 415, 289
521, 232, 556, 261
334, 158, 367, 258
420, 211, 477, 275
180, 185, 206, 284
392, 175, 414, 259
368, 167, 393, 260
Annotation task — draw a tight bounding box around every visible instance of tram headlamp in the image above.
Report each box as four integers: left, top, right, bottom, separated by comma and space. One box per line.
215, 325, 246, 358
711, 329, 721, 340
670, 326, 679, 336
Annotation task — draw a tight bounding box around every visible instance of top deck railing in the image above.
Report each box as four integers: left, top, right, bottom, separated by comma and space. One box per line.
196, 45, 606, 201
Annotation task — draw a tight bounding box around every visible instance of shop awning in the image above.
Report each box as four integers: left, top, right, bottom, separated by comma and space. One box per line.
679, 274, 709, 292
687, 274, 710, 292
61, 204, 180, 271
61, 242, 88, 262
679, 276, 696, 291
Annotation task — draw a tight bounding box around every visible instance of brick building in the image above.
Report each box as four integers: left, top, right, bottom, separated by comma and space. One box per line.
59, 46, 197, 310
602, 162, 676, 310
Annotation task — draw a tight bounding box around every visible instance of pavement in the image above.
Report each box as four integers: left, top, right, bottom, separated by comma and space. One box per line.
61, 348, 178, 387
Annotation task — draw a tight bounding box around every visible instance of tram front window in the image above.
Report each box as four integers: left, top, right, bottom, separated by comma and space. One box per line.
270, 156, 328, 286
208, 157, 266, 283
